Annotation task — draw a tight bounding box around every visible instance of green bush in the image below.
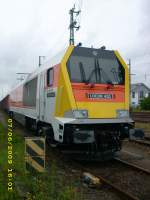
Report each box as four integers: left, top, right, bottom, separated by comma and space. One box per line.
140, 97, 150, 110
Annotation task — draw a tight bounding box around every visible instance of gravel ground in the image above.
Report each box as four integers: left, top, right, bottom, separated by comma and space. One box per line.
81, 160, 150, 200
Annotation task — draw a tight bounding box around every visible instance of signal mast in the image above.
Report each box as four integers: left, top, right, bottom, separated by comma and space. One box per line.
69, 5, 81, 45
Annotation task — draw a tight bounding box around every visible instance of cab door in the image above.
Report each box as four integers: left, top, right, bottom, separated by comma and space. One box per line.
39, 72, 46, 121
44, 68, 56, 123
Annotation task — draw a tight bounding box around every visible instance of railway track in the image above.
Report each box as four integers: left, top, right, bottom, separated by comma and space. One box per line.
78, 158, 150, 200
45, 142, 140, 200
82, 168, 139, 200
145, 136, 150, 140
129, 137, 150, 147
47, 146, 140, 200
114, 157, 150, 175
81, 167, 139, 200
131, 111, 150, 123
52, 142, 150, 200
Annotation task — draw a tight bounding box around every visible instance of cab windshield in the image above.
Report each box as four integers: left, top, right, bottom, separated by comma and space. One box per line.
67, 48, 125, 85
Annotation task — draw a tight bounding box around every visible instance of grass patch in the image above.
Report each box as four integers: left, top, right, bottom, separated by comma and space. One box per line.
25, 162, 82, 200
0, 114, 82, 200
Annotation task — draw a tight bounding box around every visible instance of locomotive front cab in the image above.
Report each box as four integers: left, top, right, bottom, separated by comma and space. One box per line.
54, 45, 133, 159
66, 46, 127, 119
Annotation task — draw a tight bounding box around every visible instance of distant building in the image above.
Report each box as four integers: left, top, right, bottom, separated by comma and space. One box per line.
131, 83, 150, 107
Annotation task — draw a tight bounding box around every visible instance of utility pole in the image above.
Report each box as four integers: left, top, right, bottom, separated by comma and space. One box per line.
128, 59, 136, 107
69, 5, 81, 45
128, 59, 131, 107
39, 56, 45, 67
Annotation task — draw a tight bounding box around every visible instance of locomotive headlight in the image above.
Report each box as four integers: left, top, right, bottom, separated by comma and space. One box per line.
73, 110, 88, 119
117, 110, 129, 118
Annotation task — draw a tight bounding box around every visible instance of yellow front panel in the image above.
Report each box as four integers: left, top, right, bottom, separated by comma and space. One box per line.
77, 102, 125, 118
55, 45, 77, 117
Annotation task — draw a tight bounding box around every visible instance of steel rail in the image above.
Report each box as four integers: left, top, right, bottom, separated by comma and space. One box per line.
114, 157, 150, 175
130, 139, 150, 147
131, 111, 150, 123
144, 136, 150, 141
81, 166, 140, 200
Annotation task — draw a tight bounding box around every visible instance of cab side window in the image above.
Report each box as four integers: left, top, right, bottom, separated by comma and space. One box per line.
47, 68, 53, 87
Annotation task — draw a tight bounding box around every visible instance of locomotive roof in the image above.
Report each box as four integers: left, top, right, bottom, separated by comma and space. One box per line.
72, 46, 115, 59
1, 45, 117, 100
12, 45, 115, 88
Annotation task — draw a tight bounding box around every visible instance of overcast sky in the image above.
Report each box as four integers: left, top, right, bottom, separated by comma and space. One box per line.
0, 0, 150, 99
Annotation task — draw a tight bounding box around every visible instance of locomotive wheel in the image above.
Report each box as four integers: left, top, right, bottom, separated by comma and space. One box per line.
36, 124, 58, 147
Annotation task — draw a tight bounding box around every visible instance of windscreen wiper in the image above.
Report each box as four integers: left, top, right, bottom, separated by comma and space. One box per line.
97, 61, 114, 85
110, 68, 119, 83
86, 68, 98, 84
86, 59, 102, 85
96, 59, 101, 83
79, 62, 87, 83
106, 80, 113, 85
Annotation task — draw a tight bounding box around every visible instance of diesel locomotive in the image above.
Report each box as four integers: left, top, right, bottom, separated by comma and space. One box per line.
1, 45, 134, 160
